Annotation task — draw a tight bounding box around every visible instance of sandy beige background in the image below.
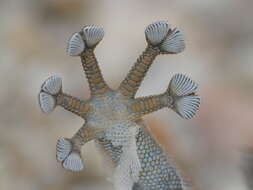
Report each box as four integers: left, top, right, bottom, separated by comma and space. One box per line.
1, 0, 253, 189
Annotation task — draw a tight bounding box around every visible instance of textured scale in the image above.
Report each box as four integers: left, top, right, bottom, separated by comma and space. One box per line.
135, 127, 185, 190
119, 46, 160, 98
81, 49, 109, 95
132, 94, 169, 116
113, 127, 141, 190
56, 93, 90, 118
38, 21, 200, 189
97, 137, 123, 164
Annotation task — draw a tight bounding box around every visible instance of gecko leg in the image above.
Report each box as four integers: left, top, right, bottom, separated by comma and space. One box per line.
38, 75, 90, 119
118, 46, 159, 98
56, 124, 103, 172
67, 25, 110, 96
131, 74, 200, 119
119, 21, 185, 98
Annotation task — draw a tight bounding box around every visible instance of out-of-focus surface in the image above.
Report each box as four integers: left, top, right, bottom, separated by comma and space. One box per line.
1, 0, 253, 189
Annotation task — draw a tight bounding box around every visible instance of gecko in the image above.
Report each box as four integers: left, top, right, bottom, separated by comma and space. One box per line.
38, 21, 200, 190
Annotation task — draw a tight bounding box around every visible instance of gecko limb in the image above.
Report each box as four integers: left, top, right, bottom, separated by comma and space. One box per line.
56, 124, 103, 172
56, 93, 90, 118
131, 74, 200, 119
38, 75, 90, 118
131, 93, 168, 116
119, 21, 185, 98
67, 25, 110, 96
118, 46, 159, 98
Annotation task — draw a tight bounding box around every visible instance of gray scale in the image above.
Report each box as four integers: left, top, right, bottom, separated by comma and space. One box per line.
135, 127, 184, 190
99, 127, 185, 190
97, 137, 123, 164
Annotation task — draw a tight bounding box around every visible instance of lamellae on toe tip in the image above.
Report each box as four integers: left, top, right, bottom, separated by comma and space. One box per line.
175, 96, 200, 119
167, 73, 200, 119
56, 138, 72, 162
39, 92, 56, 113
160, 29, 185, 54
82, 25, 104, 48
42, 75, 62, 95
169, 73, 198, 96
145, 21, 170, 45
63, 152, 84, 172
67, 32, 85, 56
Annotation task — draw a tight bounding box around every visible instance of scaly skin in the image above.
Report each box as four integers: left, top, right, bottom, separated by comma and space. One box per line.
56, 87, 185, 189
39, 22, 199, 190
71, 88, 185, 189
97, 120, 186, 190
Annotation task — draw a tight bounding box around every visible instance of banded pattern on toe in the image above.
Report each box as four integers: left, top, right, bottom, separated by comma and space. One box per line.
113, 127, 140, 190
105, 123, 135, 147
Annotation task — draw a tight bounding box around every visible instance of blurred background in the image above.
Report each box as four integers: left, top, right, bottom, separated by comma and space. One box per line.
1, 0, 253, 189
